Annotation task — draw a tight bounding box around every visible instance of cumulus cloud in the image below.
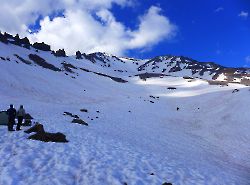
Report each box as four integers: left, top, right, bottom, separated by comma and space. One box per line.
0, 0, 177, 56
127, 6, 176, 49
238, 11, 248, 19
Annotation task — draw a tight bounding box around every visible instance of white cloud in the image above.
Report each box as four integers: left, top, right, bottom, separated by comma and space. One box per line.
214, 7, 224, 13
0, 1, 176, 56
127, 6, 176, 49
238, 11, 248, 19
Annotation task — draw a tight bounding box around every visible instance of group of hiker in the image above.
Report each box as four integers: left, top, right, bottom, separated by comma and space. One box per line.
7, 104, 26, 131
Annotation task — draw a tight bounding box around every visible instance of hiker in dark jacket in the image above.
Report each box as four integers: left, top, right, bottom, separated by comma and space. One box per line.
6, 104, 16, 131
16, 105, 25, 131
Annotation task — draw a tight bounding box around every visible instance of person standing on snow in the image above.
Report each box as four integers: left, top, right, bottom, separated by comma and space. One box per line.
6, 104, 16, 131
16, 105, 26, 131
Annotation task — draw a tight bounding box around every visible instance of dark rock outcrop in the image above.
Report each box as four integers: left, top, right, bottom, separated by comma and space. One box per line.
29, 54, 61, 71
33, 42, 51, 51
62, 62, 77, 73
167, 87, 177, 90
80, 67, 128, 83
232, 89, 239, 93
63, 112, 79, 119
20, 37, 31, 49
135, 73, 169, 81
162, 183, 172, 185
53, 49, 67, 57
0, 32, 31, 49
208, 80, 228, 86
80, 109, 88, 112
24, 123, 68, 143
76, 51, 83, 59
72, 118, 88, 126
0, 32, 8, 44
14, 54, 32, 65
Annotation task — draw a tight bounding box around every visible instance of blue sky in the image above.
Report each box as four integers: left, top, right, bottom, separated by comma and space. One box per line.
0, 0, 249, 67
111, 0, 250, 67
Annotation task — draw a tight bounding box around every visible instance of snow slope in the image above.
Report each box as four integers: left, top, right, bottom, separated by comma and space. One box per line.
0, 40, 250, 185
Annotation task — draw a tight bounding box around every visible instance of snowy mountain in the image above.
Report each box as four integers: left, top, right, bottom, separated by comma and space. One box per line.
0, 32, 250, 185
1, 31, 250, 85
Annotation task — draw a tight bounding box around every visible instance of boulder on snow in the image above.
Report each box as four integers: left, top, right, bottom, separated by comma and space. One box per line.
23, 113, 34, 126
167, 87, 177, 90
232, 89, 239, 93
162, 182, 172, 185
80, 109, 88, 113
25, 123, 68, 143
72, 118, 88, 126
24, 113, 34, 120
183, 76, 194, 80
63, 112, 79, 118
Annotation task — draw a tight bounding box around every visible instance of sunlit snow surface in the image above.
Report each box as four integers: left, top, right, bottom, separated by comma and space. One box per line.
0, 42, 249, 185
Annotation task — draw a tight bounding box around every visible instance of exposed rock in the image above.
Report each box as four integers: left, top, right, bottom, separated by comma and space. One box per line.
62, 62, 77, 73
162, 182, 172, 185
63, 112, 79, 118
232, 89, 239, 93
80, 67, 128, 83
25, 123, 68, 143
0, 32, 8, 44
208, 80, 228, 86
33, 42, 51, 51
0, 56, 6, 61
72, 118, 88, 126
177, 107, 180, 111
167, 87, 177, 90
183, 76, 194, 80
29, 54, 61, 71
80, 108, 88, 113
76, 51, 83, 59
11, 34, 22, 46
14, 54, 32, 65
24, 113, 34, 120
0, 32, 31, 49
20, 37, 31, 49
53, 49, 67, 57
4, 32, 14, 39
240, 78, 250, 86
135, 73, 169, 81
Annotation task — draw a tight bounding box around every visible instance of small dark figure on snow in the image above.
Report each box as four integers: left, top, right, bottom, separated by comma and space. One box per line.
177, 107, 180, 111
16, 105, 26, 131
6, 104, 16, 131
